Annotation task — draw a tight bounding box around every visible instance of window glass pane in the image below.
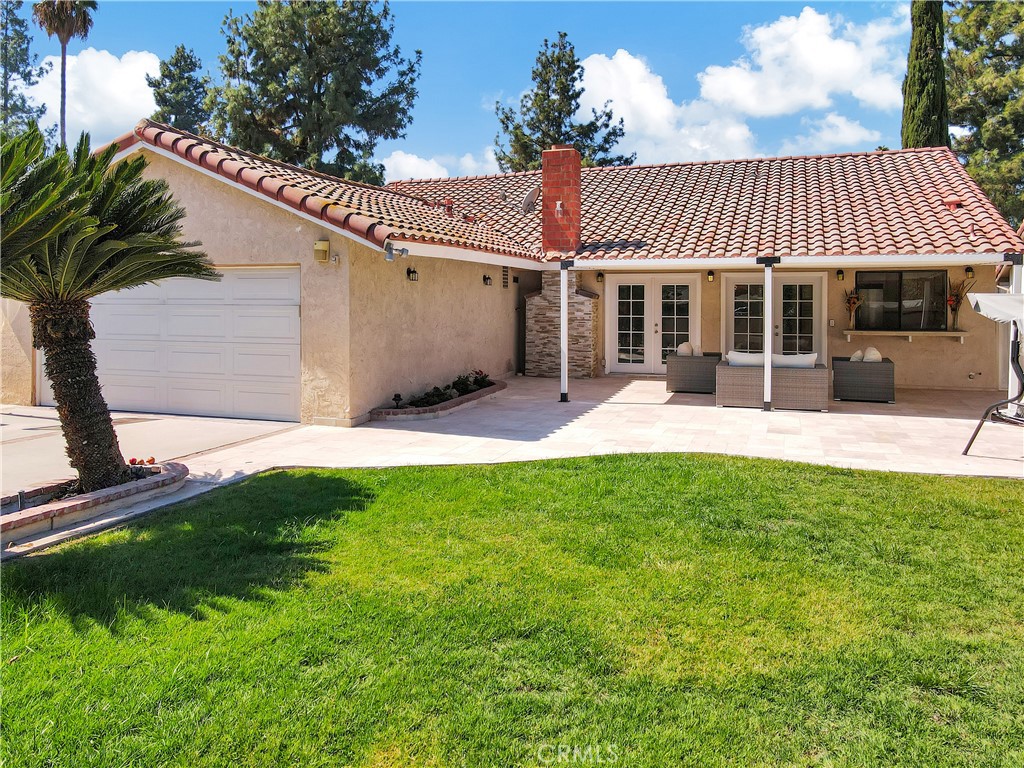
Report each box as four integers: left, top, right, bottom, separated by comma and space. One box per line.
855, 271, 947, 331
732, 283, 764, 352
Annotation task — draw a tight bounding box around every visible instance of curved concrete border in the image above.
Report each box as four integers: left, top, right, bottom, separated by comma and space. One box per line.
370, 380, 508, 422
1, 462, 189, 554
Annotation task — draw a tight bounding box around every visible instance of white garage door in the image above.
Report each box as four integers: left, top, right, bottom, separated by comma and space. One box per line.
39, 267, 301, 421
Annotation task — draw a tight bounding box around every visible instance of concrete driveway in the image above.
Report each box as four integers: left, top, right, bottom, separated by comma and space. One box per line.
0, 406, 296, 496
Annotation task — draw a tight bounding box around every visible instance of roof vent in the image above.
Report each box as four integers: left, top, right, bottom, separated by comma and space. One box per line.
943, 197, 963, 211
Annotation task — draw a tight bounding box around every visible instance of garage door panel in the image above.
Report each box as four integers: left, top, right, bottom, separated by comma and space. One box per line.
99, 377, 164, 412
92, 307, 162, 339
165, 307, 231, 341
162, 276, 229, 303
39, 267, 301, 421
166, 345, 229, 376
232, 272, 301, 304
92, 284, 163, 304
233, 307, 299, 342
233, 383, 299, 421
232, 345, 300, 378
167, 380, 229, 415
93, 341, 162, 374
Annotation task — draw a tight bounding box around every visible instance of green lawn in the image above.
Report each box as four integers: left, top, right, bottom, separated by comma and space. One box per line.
3, 455, 1023, 767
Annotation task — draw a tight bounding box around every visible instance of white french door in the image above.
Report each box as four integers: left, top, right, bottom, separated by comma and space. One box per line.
723, 272, 826, 359
606, 275, 701, 374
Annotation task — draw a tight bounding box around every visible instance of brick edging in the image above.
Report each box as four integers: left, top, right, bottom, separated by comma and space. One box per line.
0, 462, 189, 534
369, 380, 508, 420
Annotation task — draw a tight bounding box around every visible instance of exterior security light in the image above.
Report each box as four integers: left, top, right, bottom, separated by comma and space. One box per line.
313, 240, 330, 264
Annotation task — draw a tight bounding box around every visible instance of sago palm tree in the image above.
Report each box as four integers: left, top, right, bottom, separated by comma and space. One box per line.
1, 126, 218, 491
31, 0, 97, 146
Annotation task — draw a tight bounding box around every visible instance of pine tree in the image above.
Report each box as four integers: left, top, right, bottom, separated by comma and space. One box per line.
495, 32, 635, 172
210, 0, 420, 185
147, 45, 210, 134
1, 0, 48, 136
946, 1, 1023, 227
901, 0, 950, 149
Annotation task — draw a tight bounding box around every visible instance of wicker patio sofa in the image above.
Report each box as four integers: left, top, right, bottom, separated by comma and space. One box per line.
832, 357, 895, 403
715, 361, 830, 412
666, 352, 722, 393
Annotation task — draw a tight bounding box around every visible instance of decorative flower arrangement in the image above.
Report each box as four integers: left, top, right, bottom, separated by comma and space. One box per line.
844, 290, 863, 330
946, 279, 975, 331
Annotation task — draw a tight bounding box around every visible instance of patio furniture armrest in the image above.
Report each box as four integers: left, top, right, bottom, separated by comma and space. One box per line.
667, 352, 722, 394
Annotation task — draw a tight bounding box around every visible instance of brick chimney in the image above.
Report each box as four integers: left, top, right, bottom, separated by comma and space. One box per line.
541, 144, 581, 254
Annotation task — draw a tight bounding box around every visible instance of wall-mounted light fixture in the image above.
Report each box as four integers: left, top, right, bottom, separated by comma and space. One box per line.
965, 265, 975, 279
706, 270, 715, 283
482, 274, 493, 286
313, 239, 330, 264
836, 269, 845, 282
596, 272, 604, 283
406, 267, 418, 282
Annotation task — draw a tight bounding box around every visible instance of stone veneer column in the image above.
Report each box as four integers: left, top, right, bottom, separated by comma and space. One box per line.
526, 271, 598, 377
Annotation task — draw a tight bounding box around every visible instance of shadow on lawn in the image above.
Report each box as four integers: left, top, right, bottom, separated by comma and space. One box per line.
2, 471, 373, 630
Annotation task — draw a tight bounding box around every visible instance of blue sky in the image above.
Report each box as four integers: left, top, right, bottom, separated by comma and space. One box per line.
21, 1, 912, 181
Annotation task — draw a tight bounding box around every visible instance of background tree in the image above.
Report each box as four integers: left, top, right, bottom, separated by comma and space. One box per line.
210, 0, 420, 185
1, 127, 217, 491
1, 0, 49, 136
495, 32, 635, 172
147, 44, 211, 134
31, 0, 96, 147
902, 0, 950, 149
946, 0, 1023, 227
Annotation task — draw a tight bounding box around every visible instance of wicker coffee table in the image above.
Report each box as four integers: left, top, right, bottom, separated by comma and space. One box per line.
832, 357, 895, 403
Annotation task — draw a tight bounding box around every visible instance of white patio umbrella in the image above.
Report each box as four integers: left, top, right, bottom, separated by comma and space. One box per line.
967, 292, 1024, 326
963, 292, 1024, 454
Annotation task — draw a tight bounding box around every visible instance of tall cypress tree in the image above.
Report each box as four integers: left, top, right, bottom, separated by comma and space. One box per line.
495, 32, 635, 172
901, 0, 950, 148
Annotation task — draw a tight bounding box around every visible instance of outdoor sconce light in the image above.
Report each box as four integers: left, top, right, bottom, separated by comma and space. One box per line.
384, 242, 409, 262
596, 272, 604, 283
706, 270, 715, 283
406, 267, 418, 282
836, 269, 845, 282
313, 239, 330, 264
965, 265, 975, 279
482, 274, 493, 286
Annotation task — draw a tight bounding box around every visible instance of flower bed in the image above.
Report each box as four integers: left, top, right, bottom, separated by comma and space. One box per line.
1, 462, 189, 553
370, 380, 507, 422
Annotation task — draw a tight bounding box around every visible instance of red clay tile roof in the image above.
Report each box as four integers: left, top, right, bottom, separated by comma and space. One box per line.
389, 149, 1024, 261
122, 120, 539, 260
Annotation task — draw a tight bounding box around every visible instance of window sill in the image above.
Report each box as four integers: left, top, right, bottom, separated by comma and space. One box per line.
842, 329, 968, 344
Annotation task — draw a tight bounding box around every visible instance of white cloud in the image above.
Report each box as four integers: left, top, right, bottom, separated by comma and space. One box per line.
778, 112, 882, 155
382, 146, 499, 183
578, 49, 757, 162
27, 47, 159, 144
697, 6, 909, 117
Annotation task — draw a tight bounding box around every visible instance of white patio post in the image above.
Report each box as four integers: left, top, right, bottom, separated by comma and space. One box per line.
1008, 254, 1023, 414
560, 260, 572, 403
758, 257, 780, 410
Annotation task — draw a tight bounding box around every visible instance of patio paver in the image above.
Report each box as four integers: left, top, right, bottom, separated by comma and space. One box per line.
181, 376, 1023, 483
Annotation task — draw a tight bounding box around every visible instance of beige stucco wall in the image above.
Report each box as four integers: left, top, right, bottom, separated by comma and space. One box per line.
141, 153, 355, 424
823, 268, 1002, 390
591, 266, 1002, 391
346, 252, 519, 418
1, 299, 33, 405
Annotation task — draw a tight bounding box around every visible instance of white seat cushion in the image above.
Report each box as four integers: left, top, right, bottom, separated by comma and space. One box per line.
863, 346, 883, 362
676, 342, 693, 356
726, 351, 764, 367
771, 352, 818, 368
850, 349, 864, 362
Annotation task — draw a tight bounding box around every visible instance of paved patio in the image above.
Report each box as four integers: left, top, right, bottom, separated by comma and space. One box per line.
181, 376, 1024, 483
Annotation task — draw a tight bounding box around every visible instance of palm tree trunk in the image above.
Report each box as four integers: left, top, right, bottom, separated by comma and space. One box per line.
59, 40, 66, 146
29, 300, 129, 492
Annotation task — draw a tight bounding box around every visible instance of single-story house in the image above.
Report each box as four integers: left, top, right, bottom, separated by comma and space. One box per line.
2, 119, 1022, 423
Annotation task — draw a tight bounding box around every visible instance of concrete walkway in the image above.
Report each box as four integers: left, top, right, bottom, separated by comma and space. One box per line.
181, 377, 1023, 483
1, 407, 295, 496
